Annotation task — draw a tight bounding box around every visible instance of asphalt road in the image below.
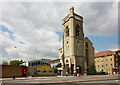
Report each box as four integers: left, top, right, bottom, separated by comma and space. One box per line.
1, 80, 120, 85
1, 75, 120, 85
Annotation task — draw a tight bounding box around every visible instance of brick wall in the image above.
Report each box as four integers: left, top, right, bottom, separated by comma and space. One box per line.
0, 65, 23, 78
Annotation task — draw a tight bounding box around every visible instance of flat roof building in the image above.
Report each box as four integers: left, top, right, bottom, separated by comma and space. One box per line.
95, 50, 120, 74
28, 59, 51, 67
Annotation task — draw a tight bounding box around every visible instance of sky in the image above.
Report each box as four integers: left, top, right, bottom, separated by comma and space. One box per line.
0, 2, 118, 63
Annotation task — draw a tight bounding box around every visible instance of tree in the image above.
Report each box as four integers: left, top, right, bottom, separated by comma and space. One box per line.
10, 60, 24, 66
87, 63, 97, 74
2, 61, 8, 65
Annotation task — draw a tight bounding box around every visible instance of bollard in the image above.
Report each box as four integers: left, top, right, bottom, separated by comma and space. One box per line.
77, 73, 81, 77
79, 73, 81, 77
13, 75, 15, 79
77, 73, 79, 77
75, 73, 77, 76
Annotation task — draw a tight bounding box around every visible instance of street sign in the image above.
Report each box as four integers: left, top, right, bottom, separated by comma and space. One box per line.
37, 66, 53, 71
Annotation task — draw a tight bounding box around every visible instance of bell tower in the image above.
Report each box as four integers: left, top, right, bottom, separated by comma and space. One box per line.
62, 6, 86, 75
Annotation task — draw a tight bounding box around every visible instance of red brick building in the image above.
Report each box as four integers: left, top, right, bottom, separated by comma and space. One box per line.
0, 65, 27, 78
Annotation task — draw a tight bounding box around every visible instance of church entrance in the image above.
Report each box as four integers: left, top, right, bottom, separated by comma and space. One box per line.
77, 65, 82, 74
71, 64, 74, 75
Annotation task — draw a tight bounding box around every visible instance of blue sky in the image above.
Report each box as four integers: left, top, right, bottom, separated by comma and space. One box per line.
56, 31, 118, 52
0, 25, 25, 44
0, 25, 15, 40
87, 36, 118, 52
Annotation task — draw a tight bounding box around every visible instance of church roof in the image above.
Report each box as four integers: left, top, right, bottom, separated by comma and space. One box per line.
84, 37, 93, 45
48, 59, 60, 62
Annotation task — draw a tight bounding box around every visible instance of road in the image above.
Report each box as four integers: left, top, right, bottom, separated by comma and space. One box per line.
1, 75, 120, 85
1, 80, 120, 85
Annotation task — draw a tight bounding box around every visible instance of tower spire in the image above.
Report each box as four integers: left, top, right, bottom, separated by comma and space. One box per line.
69, 6, 74, 17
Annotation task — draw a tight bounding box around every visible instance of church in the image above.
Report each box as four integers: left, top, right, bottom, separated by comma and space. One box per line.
58, 6, 95, 76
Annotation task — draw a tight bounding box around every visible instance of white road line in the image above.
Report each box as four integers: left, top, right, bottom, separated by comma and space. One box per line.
34, 79, 52, 80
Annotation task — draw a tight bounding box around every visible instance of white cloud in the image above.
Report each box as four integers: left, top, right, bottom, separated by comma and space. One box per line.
0, 3, 62, 63
74, 2, 118, 36
0, 2, 118, 63
108, 44, 119, 51
2, 32, 10, 38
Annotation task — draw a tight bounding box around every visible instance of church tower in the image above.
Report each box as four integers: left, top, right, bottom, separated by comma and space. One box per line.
62, 6, 86, 75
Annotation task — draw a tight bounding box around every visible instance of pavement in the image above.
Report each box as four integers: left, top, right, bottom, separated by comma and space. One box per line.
1, 74, 119, 80
0, 74, 120, 84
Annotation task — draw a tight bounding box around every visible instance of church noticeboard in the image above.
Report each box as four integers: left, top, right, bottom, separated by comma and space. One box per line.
37, 66, 53, 71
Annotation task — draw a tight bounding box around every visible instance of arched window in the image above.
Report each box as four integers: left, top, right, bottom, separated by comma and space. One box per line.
66, 59, 68, 63
86, 43, 88, 49
66, 26, 69, 37
76, 25, 79, 36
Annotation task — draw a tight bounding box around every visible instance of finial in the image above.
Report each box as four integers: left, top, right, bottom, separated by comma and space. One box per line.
70, 6, 74, 12
69, 6, 74, 16
70, 6, 74, 10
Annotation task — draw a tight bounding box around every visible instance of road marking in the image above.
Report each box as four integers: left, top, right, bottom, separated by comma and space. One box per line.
115, 80, 120, 82
34, 79, 52, 80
